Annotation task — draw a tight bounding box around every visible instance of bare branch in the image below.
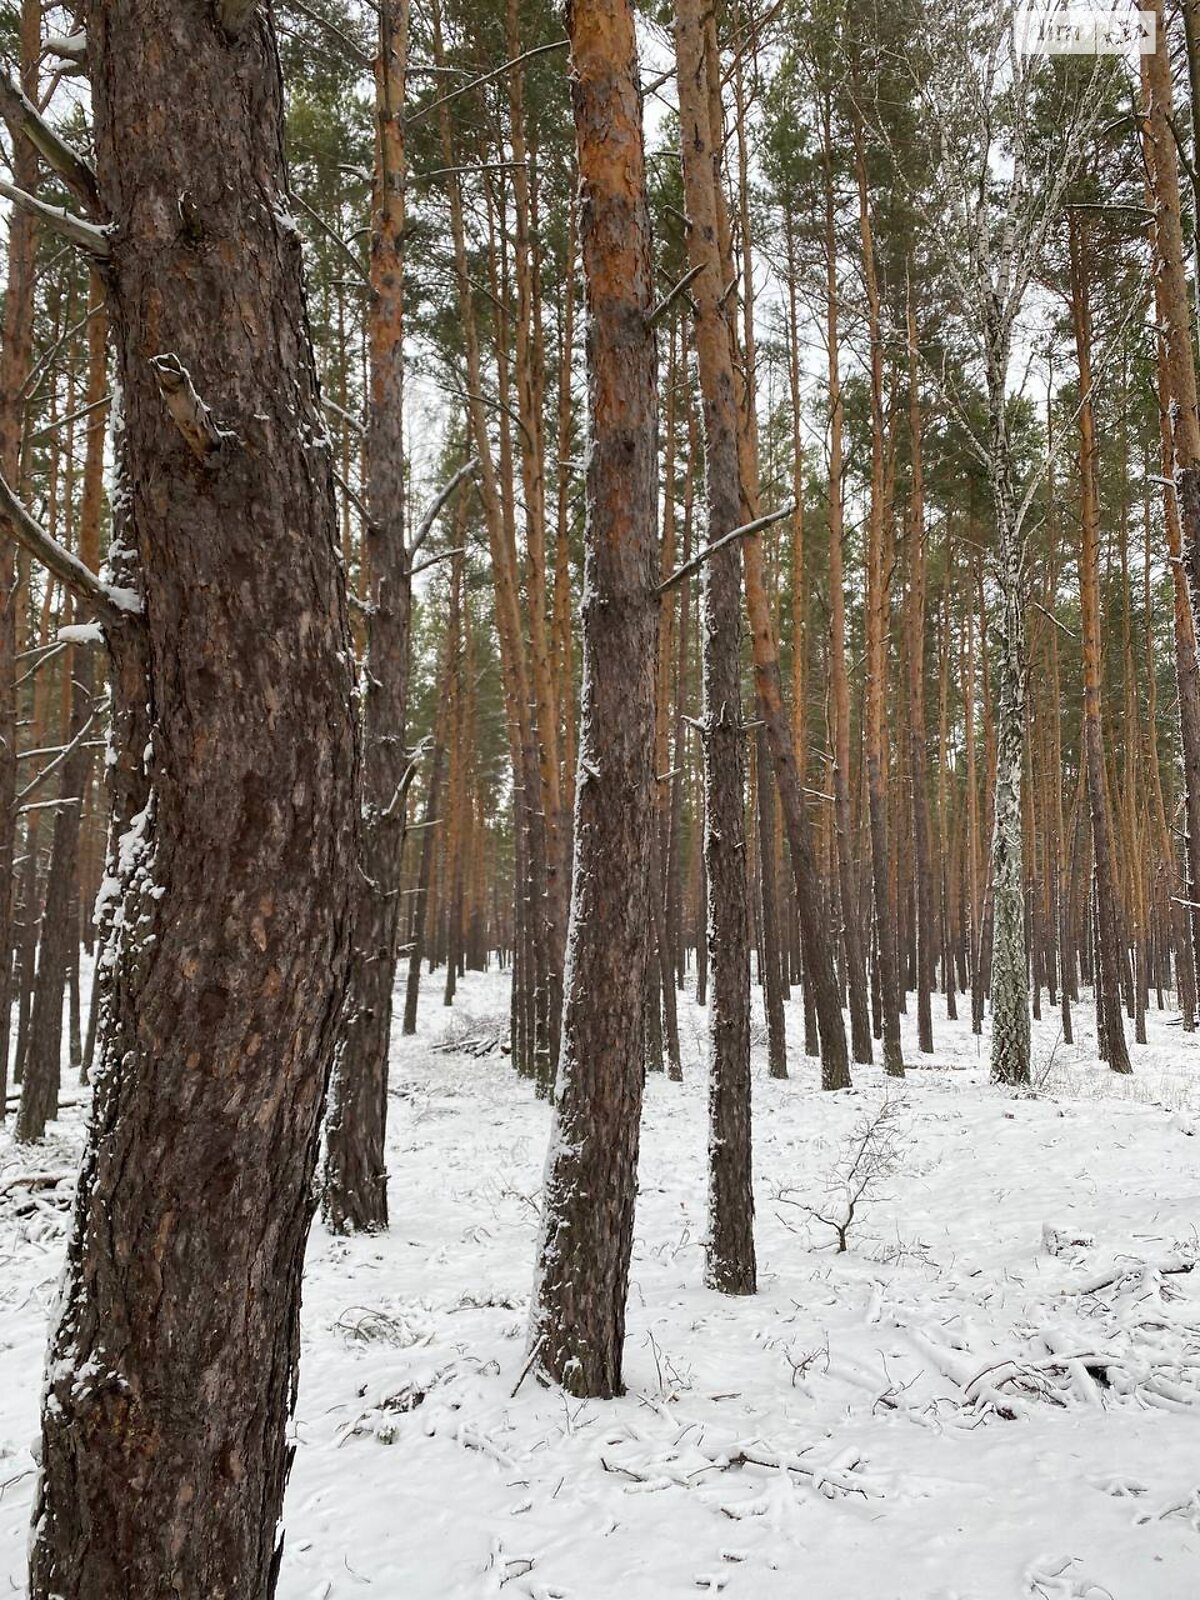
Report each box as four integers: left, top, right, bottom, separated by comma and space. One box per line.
409, 39, 569, 127
411, 545, 465, 578
0, 70, 100, 213
290, 191, 369, 284
283, 0, 371, 66
647, 263, 704, 329
658, 503, 795, 594
0, 179, 108, 256
18, 705, 99, 805
409, 457, 479, 556
0, 471, 139, 623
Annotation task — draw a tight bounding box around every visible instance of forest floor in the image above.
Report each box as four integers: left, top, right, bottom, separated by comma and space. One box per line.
2, 969, 1199, 1598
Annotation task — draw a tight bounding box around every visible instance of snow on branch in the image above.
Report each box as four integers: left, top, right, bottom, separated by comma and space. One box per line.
0, 180, 109, 257
0, 469, 140, 625
657, 503, 796, 594
409, 457, 479, 556
0, 71, 101, 213
44, 32, 88, 67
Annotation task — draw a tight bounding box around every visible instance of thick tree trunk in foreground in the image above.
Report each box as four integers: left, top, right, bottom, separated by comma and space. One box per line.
676, 0, 755, 1295
323, 0, 410, 1234
29, 6, 357, 1596
530, 0, 658, 1398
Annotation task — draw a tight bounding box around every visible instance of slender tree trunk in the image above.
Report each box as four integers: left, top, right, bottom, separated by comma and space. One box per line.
432, 0, 553, 1092
853, 117, 903, 1077
906, 284, 934, 1054
1142, 5, 1200, 1020
323, 0, 410, 1233
506, 0, 566, 1060
756, 726, 787, 1078
530, 0, 659, 1397
403, 558, 460, 1035
822, 105, 872, 1064
0, 0, 40, 1120
984, 313, 1031, 1084
1069, 218, 1130, 1074
675, 0, 755, 1292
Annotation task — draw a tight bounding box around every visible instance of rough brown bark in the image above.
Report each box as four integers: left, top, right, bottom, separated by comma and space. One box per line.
530, 0, 659, 1398
29, 5, 358, 1595
822, 101, 872, 1065
402, 557, 460, 1035
906, 284, 934, 1055
0, 0, 41, 1120
323, 0, 410, 1234
853, 116, 903, 1079
1070, 217, 1129, 1074
676, 0, 755, 1295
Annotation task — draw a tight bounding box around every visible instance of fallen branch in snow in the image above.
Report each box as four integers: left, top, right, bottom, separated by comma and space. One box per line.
0, 1170, 74, 1198
715, 1443, 883, 1500
4, 1092, 85, 1110
599, 1437, 885, 1503
432, 1032, 507, 1057
1051, 1255, 1195, 1297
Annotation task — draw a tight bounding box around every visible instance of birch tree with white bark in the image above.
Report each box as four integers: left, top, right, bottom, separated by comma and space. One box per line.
894, 3, 1108, 1085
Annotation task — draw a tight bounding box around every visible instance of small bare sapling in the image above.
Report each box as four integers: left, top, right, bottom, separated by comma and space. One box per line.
777, 1097, 906, 1252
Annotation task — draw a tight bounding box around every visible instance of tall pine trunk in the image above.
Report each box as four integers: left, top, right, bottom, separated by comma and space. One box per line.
822, 103, 872, 1065
29, 5, 357, 1594
853, 113, 903, 1078
675, 0, 756, 1293
1068, 216, 1130, 1075
0, 0, 41, 1120
530, 0, 659, 1397
906, 284, 935, 1054
323, 0, 410, 1233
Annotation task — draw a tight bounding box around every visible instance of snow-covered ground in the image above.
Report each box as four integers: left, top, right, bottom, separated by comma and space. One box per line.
3, 969, 1199, 1598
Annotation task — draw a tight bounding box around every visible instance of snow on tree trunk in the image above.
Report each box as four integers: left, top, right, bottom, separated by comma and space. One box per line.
988, 450, 1031, 1088
28, 4, 358, 1594
529, 0, 660, 1399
